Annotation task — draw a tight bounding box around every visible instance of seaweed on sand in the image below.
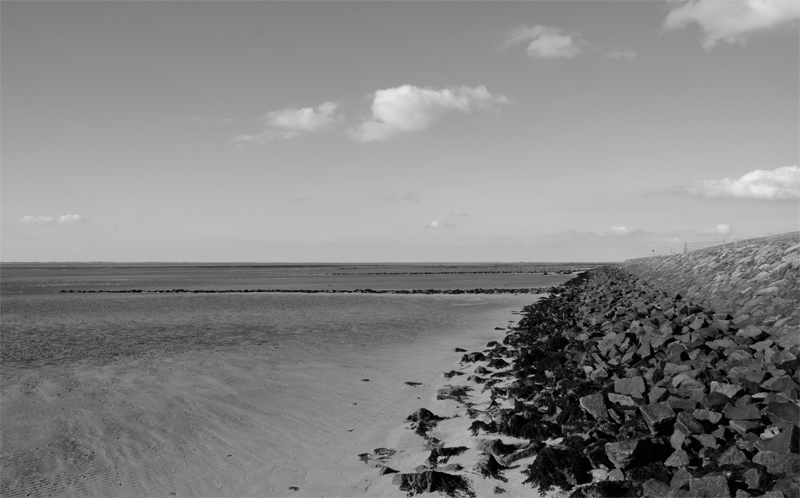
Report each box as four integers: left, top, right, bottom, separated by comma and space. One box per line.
501, 415, 560, 441
407, 408, 445, 437
475, 454, 509, 482
522, 445, 592, 496
568, 480, 643, 498
469, 420, 498, 436
427, 446, 469, 466
415, 420, 435, 437
437, 385, 472, 402
392, 471, 475, 498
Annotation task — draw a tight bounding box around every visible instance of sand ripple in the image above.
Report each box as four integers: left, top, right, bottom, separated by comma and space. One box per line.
1, 294, 532, 497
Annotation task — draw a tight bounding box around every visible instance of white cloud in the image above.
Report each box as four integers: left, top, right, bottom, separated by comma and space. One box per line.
235, 101, 341, 143
664, 0, 800, 48
503, 25, 585, 59
286, 197, 314, 204
451, 211, 469, 217
265, 102, 340, 134
20, 214, 89, 224
677, 166, 800, 200
607, 47, 637, 60
429, 220, 462, 229
604, 225, 646, 236
20, 215, 55, 223
58, 214, 89, 223
232, 133, 271, 145
349, 85, 509, 142
715, 224, 732, 235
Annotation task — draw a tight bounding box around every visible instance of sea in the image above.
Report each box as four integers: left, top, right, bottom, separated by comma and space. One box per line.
0, 263, 583, 497
0, 263, 581, 373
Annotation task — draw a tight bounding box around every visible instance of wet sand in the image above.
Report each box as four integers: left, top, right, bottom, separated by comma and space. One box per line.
1, 293, 559, 497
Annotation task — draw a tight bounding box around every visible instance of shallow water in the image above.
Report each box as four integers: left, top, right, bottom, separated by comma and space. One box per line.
1, 264, 575, 372
0, 262, 580, 294
2, 292, 530, 373
0, 265, 576, 497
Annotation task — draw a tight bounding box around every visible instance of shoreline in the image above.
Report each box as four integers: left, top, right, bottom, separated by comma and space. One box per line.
350, 298, 570, 498
1, 293, 539, 497
341, 293, 563, 498
396, 264, 797, 498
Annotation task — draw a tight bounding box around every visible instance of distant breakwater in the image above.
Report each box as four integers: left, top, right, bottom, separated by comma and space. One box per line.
59, 287, 560, 295
326, 269, 586, 276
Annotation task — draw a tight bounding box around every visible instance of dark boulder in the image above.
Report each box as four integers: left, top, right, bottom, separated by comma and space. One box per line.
461, 352, 486, 363
474, 454, 508, 482
392, 471, 475, 498
438, 386, 471, 402
522, 445, 591, 494
406, 408, 443, 424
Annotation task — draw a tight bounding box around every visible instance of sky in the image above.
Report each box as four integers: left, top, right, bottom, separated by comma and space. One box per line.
1, 0, 798, 263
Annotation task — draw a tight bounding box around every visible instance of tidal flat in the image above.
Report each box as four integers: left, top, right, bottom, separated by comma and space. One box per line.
0, 264, 576, 497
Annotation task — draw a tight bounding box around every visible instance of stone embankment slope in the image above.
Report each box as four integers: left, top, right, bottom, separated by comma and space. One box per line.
372, 240, 799, 498
623, 239, 800, 347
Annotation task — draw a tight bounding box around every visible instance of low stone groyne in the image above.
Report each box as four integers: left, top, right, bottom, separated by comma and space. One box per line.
57, 287, 558, 295
623, 240, 800, 342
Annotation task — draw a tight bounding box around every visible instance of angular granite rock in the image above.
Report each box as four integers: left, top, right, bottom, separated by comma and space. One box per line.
579, 393, 609, 421
640, 402, 676, 434
689, 474, 731, 498
614, 376, 646, 397
752, 450, 800, 475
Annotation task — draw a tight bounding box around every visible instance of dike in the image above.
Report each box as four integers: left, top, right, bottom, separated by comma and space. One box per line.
622, 239, 800, 345
379, 255, 799, 498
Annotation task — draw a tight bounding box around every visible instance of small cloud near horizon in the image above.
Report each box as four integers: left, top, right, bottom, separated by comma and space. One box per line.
368, 192, 421, 202
384, 192, 421, 202
20, 214, 90, 224
286, 197, 314, 204
348, 85, 509, 142
673, 166, 799, 201
607, 47, 637, 60
503, 25, 586, 59
664, 0, 800, 48
550, 227, 653, 238
429, 220, 462, 229
451, 211, 469, 217
603, 225, 647, 236
234, 101, 341, 143
715, 224, 732, 235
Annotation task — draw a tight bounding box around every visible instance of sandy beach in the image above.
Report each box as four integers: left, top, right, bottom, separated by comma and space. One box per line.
1, 292, 557, 497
